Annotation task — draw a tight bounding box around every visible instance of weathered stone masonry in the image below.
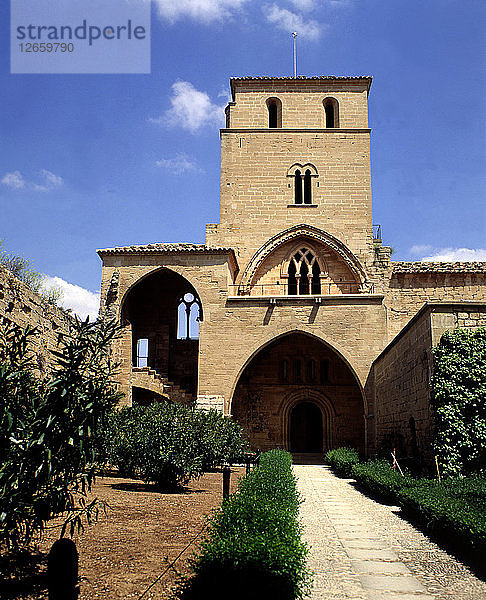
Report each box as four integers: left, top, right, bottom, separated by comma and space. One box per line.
0, 264, 72, 373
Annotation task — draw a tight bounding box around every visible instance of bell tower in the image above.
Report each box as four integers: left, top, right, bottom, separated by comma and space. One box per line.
206, 76, 374, 273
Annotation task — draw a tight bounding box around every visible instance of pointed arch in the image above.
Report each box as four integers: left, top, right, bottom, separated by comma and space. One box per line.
228, 328, 367, 408
229, 330, 368, 454
239, 224, 370, 291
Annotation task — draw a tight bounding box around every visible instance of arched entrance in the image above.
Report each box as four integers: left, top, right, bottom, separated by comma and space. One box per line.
231, 332, 364, 455
121, 268, 202, 403
289, 402, 323, 452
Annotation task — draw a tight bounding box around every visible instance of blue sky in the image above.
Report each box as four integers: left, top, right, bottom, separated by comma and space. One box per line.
1, 0, 485, 317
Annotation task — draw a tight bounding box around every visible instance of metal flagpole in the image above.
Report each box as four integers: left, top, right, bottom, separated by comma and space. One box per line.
292, 32, 297, 77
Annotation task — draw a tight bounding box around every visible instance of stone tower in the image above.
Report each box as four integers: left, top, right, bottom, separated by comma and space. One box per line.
207, 76, 374, 273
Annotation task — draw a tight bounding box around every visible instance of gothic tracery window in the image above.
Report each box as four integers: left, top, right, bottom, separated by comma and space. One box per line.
289, 164, 317, 205
177, 292, 202, 339
287, 248, 322, 295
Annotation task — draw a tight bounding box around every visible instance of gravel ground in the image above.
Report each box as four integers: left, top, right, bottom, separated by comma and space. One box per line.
295, 465, 486, 600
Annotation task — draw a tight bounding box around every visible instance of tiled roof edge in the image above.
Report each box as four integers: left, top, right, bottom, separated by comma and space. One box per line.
392, 261, 486, 273
97, 243, 234, 255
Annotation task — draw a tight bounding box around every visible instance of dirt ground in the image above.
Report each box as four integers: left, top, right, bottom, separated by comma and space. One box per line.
1, 467, 245, 600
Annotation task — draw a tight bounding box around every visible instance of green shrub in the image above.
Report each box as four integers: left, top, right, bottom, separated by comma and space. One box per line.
325, 447, 359, 477
431, 328, 486, 477
106, 403, 247, 489
397, 477, 486, 555
185, 449, 311, 600
0, 318, 122, 549
352, 459, 412, 503
324, 447, 486, 559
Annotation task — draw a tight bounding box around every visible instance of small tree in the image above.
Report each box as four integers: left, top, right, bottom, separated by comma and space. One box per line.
431, 328, 486, 477
0, 317, 122, 549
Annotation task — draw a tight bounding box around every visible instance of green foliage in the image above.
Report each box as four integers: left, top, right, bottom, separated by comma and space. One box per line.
0, 318, 122, 549
327, 448, 486, 559
397, 477, 486, 555
325, 447, 360, 477
185, 450, 312, 600
431, 328, 486, 477
352, 459, 412, 503
105, 403, 248, 489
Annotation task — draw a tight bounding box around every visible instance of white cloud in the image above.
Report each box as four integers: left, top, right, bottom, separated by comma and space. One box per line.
153, 0, 248, 24
42, 276, 100, 320
420, 248, 486, 262
1, 169, 63, 192
155, 153, 202, 174
2, 171, 26, 189
288, 0, 316, 10
41, 169, 63, 187
151, 81, 226, 133
410, 244, 433, 256
265, 4, 323, 40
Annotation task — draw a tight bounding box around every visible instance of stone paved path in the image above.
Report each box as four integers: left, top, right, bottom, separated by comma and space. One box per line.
294, 465, 486, 600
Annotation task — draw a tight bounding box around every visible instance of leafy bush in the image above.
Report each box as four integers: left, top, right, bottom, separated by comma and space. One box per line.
431, 328, 486, 477
0, 318, 122, 549
352, 459, 412, 503
325, 447, 359, 477
184, 449, 312, 600
105, 403, 247, 489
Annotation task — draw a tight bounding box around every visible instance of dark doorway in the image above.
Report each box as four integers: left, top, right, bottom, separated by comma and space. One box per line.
289, 402, 323, 452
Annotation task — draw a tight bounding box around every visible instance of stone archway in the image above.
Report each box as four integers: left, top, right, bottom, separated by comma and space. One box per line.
120, 268, 202, 402
231, 332, 365, 455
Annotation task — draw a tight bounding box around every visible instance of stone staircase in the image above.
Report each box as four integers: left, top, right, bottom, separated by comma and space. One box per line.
132, 366, 193, 405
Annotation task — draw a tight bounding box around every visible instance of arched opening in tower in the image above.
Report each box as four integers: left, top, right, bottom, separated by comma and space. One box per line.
121, 268, 202, 401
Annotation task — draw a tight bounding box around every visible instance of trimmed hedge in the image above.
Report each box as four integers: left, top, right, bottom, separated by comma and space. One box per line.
325, 447, 359, 477
352, 460, 414, 504
397, 478, 486, 555
326, 448, 486, 558
184, 449, 312, 600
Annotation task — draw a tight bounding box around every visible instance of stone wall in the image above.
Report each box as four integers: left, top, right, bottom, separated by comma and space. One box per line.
0, 264, 72, 374
209, 129, 373, 272
372, 302, 486, 469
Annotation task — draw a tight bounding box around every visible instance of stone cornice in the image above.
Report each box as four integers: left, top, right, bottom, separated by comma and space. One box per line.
221, 128, 371, 134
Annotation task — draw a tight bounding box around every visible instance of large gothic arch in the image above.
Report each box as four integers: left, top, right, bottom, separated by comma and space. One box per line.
119, 265, 205, 321
228, 328, 367, 406
120, 267, 202, 402
230, 330, 366, 454
239, 224, 370, 292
